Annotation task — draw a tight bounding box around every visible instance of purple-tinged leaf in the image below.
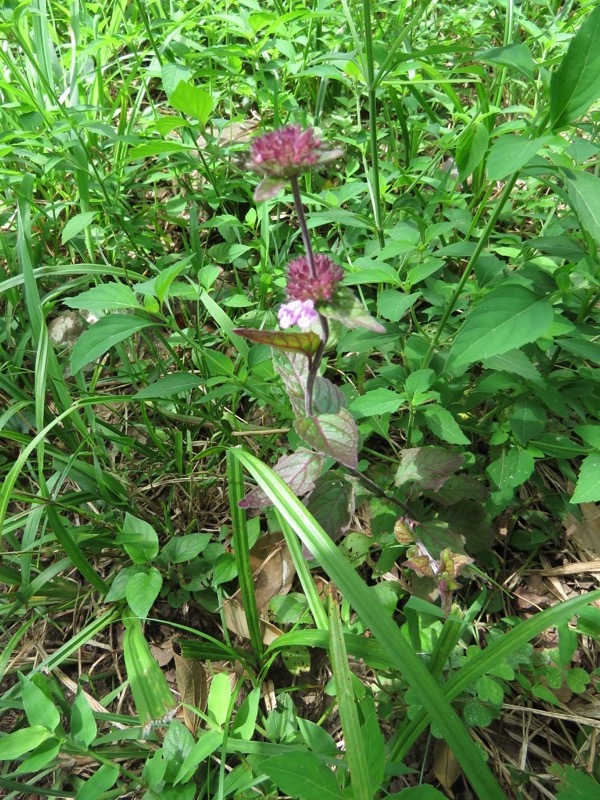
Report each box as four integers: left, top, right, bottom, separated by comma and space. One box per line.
240, 448, 325, 509
233, 328, 321, 356
254, 177, 286, 201
320, 286, 386, 333
395, 447, 464, 492
294, 409, 359, 469
414, 519, 467, 559
305, 471, 355, 543
273, 352, 345, 416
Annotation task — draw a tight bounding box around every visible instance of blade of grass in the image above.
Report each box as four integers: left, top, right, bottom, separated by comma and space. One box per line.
232, 447, 508, 800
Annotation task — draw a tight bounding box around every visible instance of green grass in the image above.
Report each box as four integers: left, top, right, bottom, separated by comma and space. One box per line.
1, 1, 600, 798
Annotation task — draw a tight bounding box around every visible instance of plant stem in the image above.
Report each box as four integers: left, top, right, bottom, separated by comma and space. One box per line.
363, 0, 385, 248
291, 176, 316, 276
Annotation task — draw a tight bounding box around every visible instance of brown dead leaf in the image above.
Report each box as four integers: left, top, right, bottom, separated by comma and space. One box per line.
566, 503, 600, 556
222, 597, 283, 645
173, 645, 207, 735
433, 739, 460, 796
247, 532, 295, 612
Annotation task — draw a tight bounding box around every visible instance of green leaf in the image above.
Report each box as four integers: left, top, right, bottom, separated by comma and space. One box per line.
571, 455, 600, 503
74, 763, 119, 800
478, 43, 535, 80
19, 673, 60, 732
487, 449, 535, 490
169, 81, 213, 125
395, 447, 464, 492
305, 472, 355, 543
564, 169, 600, 245
550, 6, 600, 129
240, 448, 325, 509
70, 315, 154, 374
422, 406, 470, 445
207, 672, 231, 728
482, 350, 542, 382
158, 534, 211, 565
61, 211, 96, 245
393, 788, 448, 800
487, 135, 548, 181
377, 289, 421, 322
261, 752, 343, 800
455, 123, 489, 180
232, 687, 261, 740
71, 686, 97, 749
118, 512, 159, 564
126, 568, 163, 619
294, 409, 359, 469
161, 62, 192, 95
349, 388, 405, 418
122, 612, 176, 731
64, 283, 141, 312
134, 373, 203, 399
234, 327, 321, 356
446, 286, 553, 370
174, 730, 223, 785
555, 765, 600, 800
254, 177, 287, 201
0, 726, 54, 760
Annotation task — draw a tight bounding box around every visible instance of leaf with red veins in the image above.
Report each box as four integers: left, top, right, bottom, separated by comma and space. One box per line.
239, 448, 325, 509
273, 352, 345, 416
395, 447, 464, 493
294, 408, 359, 470
233, 328, 321, 356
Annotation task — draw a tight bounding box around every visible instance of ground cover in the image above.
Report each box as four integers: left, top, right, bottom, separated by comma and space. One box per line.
1, 1, 600, 798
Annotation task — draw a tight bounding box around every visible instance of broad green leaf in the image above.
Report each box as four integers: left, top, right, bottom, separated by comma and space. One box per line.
61, 211, 96, 245
377, 289, 421, 322
70, 315, 154, 374
487, 449, 535, 490
128, 141, 193, 159
564, 169, 600, 245
482, 350, 542, 382
232, 687, 261, 740
122, 612, 176, 732
134, 373, 203, 399
234, 327, 321, 356
395, 447, 464, 492
261, 752, 343, 800
240, 448, 325, 509
207, 672, 231, 728
126, 568, 163, 619
0, 726, 54, 760
294, 409, 359, 470
169, 81, 213, 125
455, 123, 489, 180
306, 471, 355, 543
321, 286, 385, 332
555, 765, 600, 800
446, 286, 553, 370
162, 62, 192, 95
273, 352, 345, 416
349, 388, 405, 418
422, 406, 470, 445
574, 425, 600, 450
415, 520, 466, 559
157, 534, 211, 565
64, 283, 141, 312
393, 787, 448, 799
487, 135, 548, 181
509, 400, 546, 445
174, 730, 223, 785
118, 512, 159, 564
19, 673, 60, 732
75, 763, 119, 800
571, 455, 600, 503
71, 686, 97, 749
550, 6, 600, 129
478, 44, 535, 80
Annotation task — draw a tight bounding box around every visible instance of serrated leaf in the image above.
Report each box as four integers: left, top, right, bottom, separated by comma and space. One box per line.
320, 286, 385, 332
550, 6, 600, 129
482, 349, 542, 382
70, 315, 154, 374
487, 135, 549, 181
161, 62, 192, 95
422, 405, 469, 445
571, 455, 600, 503
169, 81, 213, 125
126, 568, 163, 619
61, 211, 96, 245
395, 447, 464, 492
294, 409, 359, 469
377, 289, 421, 322
564, 169, 600, 246
240, 448, 325, 509
447, 286, 553, 370
234, 327, 321, 356
273, 352, 345, 416
350, 388, 405, 418
134, 373, 202, 399
305, 472, 355, 543
64, 283, 141, 312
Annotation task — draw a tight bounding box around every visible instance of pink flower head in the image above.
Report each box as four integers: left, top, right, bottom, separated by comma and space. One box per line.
286, 254, 344, 303
278, 299, 319, 330
249, 125, 342, 180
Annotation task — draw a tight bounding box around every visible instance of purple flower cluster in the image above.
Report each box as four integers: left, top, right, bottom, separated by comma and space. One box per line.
286, 254, 344, 302
248, 125, 321, 179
